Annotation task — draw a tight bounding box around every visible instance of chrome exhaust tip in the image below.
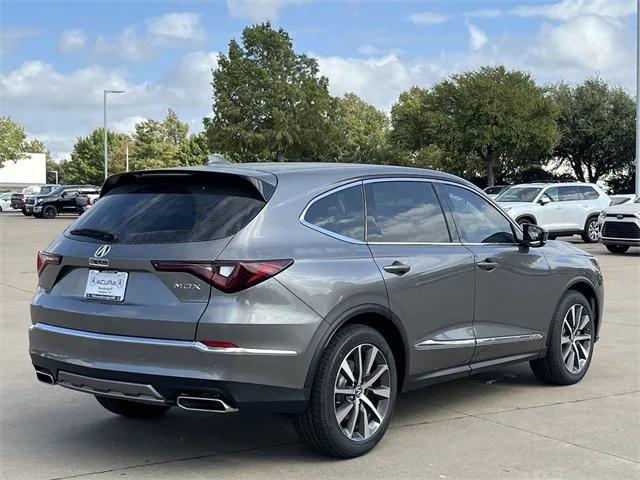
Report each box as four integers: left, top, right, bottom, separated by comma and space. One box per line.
36, 370, 55, 385
176, 395, 238, 413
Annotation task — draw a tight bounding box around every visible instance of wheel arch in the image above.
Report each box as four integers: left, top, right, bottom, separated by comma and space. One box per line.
304, 304, 409, 392
564, 279, 601, 338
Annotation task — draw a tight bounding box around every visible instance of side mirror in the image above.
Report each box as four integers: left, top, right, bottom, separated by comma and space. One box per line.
521, 223, 548, 248
538, 196, 550, 206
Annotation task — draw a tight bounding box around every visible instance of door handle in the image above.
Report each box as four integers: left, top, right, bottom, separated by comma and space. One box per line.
383, 261, 411, 276
477, 259, 498, 272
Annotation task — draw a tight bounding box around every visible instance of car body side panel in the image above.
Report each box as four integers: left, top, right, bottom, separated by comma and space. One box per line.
467, 244, 554, 363
368, 244, 476, 375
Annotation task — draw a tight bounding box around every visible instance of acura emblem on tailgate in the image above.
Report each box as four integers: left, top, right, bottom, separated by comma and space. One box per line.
94, 245, 111, 257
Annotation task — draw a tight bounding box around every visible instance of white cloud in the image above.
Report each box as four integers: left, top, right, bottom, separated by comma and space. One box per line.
146, 12, 205, 43
0, 51, 219, 159
464, 9, 503, 19
92, 12, 205, 61
58, 30, 86, 52
358, 45, 379, 55
226, 0, 306, 21
467, 22, 489, 51
0, 26, 39, 55
408, 11, 450, 26
513, 0, 635, 21
112, 116, 148, 134
534, 15, 631, 71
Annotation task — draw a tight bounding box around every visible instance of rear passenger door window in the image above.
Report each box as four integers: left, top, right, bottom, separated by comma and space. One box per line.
560, 186, 581, 201
304, 184, 365, 241
577, 185, 600, 200
364, 181, 450, 243
438, 184, 516, 244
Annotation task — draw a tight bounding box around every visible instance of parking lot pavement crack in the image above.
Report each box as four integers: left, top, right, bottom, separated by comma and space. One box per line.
409, 389, 640, 418
410, 392, 640, 465
47, 441, 300, 480
0, 280, 34, 295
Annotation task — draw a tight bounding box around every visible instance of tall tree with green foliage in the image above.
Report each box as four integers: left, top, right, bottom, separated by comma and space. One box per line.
331, 93, 391, 164
0, 117, 28, 167
64, 129, 129, 185
551, 78, 635, 184
131, 109, 206, 169
205, 23, 335, 162
391, 67, 558, 186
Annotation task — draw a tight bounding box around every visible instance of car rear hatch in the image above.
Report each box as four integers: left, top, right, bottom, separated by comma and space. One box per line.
32, 168, 276, 341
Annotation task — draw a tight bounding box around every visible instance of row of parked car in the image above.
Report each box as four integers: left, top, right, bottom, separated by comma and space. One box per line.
485, 182, 639, 254
6, 184, 100, 218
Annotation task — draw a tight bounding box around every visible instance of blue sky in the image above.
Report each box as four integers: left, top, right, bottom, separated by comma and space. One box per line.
1, 0, 637, 159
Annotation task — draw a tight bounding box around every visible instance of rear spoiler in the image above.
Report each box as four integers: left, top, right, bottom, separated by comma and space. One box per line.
101, 168, 277, 202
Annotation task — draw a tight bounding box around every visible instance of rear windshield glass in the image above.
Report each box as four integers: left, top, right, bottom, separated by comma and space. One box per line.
68, 176, 266, 244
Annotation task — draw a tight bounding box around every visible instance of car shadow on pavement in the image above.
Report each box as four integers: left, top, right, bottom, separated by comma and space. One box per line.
37, 363, 546, 470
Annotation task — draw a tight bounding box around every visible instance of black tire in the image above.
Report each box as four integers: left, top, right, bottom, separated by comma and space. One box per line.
581, 216, 599, 243
42, 205, 57, 219
95, 396, 171, 418
22, 208, 32, 216
530, 291, 595, 385
293, 325, 397, 458
605, 244, 630, 254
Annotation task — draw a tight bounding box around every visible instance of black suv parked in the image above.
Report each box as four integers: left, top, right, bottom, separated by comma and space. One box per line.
26, 185, 99, 219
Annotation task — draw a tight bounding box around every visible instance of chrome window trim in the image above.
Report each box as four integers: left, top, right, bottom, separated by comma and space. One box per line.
415, 333, 543, 351
31, 323, 298, 356
298, 180, 366, 245
299, 175, 523, 246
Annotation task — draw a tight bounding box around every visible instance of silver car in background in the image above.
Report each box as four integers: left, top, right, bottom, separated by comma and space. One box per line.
29, 163, 603, 457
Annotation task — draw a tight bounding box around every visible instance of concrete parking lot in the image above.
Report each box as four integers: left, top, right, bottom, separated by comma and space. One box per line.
0, 211, 638, 480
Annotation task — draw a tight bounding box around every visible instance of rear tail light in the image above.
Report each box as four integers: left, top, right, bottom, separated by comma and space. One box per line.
37, 251, 61, 275
152, 259, 293, 293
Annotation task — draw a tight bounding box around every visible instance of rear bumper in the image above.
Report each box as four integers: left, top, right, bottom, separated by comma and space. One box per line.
29, 322, 316, 412
32, 357, 308, 413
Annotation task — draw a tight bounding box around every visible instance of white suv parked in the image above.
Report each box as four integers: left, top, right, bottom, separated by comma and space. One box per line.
496, 182, 609, 242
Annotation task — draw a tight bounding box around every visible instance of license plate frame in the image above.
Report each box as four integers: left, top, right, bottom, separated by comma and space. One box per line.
84, 270, 128, 302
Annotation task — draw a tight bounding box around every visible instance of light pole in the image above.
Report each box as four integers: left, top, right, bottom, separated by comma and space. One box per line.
103, 89, 125, 181
51, 170, 58, 184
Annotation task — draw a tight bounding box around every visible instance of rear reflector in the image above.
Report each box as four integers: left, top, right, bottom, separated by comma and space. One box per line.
37, 251, 61, 275
152, 259, 293, 293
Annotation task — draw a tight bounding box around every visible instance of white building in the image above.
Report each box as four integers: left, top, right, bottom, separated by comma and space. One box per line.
0, 153, 47, 190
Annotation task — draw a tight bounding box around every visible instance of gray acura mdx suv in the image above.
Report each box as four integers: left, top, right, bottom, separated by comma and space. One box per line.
29, 163, 603, 458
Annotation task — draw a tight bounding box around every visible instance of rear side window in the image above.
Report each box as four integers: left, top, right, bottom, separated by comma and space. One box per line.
577, 185, 600, 200
560, 186, 581, 201
69, 176, 266, 245
365, 181, 450, 243
304, 185, 365, 241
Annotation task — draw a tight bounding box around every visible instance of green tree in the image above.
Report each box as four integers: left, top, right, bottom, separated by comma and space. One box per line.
331, 93, 391, 164
0, 116, 27, 167
46, 158, 64, 184
205, 22, 336, 162
551, 78, 635, 183
391, 66, 558, 186
64, 129, 129, 185
130, 109, 205, 169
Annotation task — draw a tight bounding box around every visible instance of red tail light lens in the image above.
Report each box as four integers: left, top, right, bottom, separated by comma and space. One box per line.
152, 259, 293, 293
37, 251, 61, 275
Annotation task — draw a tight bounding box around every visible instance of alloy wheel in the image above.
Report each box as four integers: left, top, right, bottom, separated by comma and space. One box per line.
561, 304, 592, 374
334, 343, 391, 442
587, 220, 599, 242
